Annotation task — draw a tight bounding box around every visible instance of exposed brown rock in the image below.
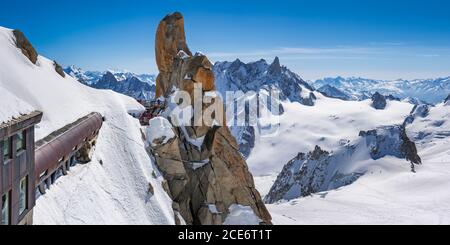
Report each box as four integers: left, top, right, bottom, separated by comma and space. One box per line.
150, 12, 272, 225
76, 139, 96, 163
155, 12, 192, 98
13, 30, 38, 64
54, 60, 66, 78
156, 12, 192, 73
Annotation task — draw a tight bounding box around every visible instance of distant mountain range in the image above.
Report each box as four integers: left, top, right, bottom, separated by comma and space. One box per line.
312, 76, 450, 105
65, 64, 450, 106
64, 66, 156, 100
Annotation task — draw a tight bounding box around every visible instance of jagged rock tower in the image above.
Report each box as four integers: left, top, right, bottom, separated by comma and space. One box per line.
150, 12, 272, 225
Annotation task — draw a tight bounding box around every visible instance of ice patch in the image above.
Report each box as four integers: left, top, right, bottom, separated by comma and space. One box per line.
208, 204, 221, 214
147, 117, 176, 147
190, 160, 210, 170
223, 204, 262, 225
177, 50, 190, 60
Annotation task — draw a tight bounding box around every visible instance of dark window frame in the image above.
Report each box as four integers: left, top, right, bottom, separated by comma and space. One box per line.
1, 191, 11, 225
16, 130, 26, 153
2, 137, 13, 164
19, 176, 28, 217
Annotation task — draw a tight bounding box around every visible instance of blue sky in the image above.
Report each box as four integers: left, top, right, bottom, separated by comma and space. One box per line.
1, 0, 449, 80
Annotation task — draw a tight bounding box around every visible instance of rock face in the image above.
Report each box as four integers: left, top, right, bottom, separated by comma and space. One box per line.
371, 92, 387, 110
154, 12, 215, 99
13, 30, 38, 64
214, 58, 316, 106
76, 138, 97, 163
155, 12, 192, 98
445, 94, 450, 104
359, 125, 421, 166
150, 12, 271, 225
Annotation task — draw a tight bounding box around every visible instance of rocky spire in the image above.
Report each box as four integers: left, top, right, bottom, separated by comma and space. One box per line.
149, 12, 272, 225
268, 56, 282, 75
155, 12, 193, 98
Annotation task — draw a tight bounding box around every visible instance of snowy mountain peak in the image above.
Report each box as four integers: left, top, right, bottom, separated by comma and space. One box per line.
214, 57, 316, 105
268, 56, 282, 75
101, 71, 118, 82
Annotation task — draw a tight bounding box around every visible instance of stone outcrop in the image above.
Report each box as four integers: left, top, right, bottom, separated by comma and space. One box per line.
371, 92, 387, 110
13, 30, 38, 64
445, 94, 450, 104
76, 138, 96, 163
54, 61, 65, 78
404, 104, 430, 125
149, 12, 271, 225
359, 125, 422, 166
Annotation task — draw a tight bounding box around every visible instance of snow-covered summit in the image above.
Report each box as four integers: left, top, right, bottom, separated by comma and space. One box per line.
214, 57, 317, 106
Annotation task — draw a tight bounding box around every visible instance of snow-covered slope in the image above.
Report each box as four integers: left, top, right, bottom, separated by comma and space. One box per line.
265, 97, 450, 225
247, 95, 413, 177
313, 76, 450, 104
407, 101, 450, 164
265, 125, 420, 204
0, 26, 175, 224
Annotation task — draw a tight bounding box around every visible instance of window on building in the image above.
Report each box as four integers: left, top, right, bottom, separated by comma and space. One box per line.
19, 176, 28, 216
2, 137, 12, 163
16, 131, 26, 152
1, 192, 10, 225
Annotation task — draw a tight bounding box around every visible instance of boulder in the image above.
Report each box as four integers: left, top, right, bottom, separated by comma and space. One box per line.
13, 30, 38, 64
54, 61, 65, 78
